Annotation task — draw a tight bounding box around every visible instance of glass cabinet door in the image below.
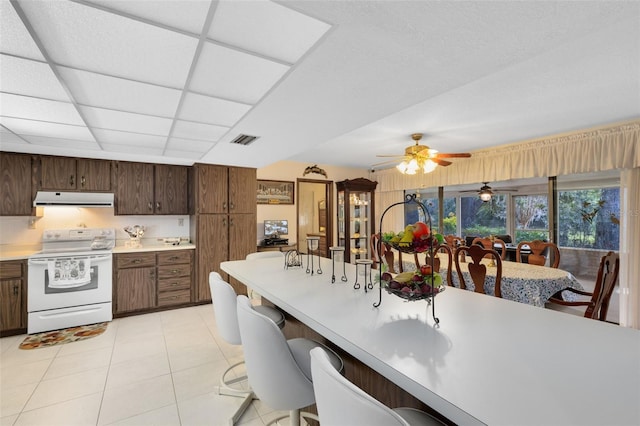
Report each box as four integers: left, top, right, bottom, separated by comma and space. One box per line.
336, 178, 377, 264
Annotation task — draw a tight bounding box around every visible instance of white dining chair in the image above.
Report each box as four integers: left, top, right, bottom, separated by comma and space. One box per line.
310, 346, 445, 426
236, 295, 343, 426
208, 272, 285, 425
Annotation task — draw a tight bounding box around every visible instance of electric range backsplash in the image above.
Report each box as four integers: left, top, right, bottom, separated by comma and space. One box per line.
0, 208, 190, 246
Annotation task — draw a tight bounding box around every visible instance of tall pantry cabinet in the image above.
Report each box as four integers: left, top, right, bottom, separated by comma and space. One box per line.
191, 164, 257, 301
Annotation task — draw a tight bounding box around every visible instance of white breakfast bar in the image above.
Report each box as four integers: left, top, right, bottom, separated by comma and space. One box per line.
221, 257, 640, 426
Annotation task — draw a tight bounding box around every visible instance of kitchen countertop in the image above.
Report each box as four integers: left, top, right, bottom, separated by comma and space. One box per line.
113, 243, 195, 253
0, 242, 195, 261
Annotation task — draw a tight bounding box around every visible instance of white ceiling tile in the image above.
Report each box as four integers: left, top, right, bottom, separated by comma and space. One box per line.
80, 106, 173, 136
172, 120, 228, 142
179, 93, 250, 126
0, 1, 45, 60
83, 0, 212, 34
0, 116, 95, 141
20, 0, 198, 88
167, 137, 215, 152
102, 143, 164, 156
163, 149, 204, 160
92, 128, 167, 147
209, 0, 331, 63
0, 55, 70, 101
0, 93, 84, 125
190, 43, 289, 104
19, 135, 101, 150
58, 67, 181, 117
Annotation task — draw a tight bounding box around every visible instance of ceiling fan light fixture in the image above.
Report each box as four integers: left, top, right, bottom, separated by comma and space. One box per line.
479, 191, 492, 202
396, 161, 409, 173
422, 159, 437, 173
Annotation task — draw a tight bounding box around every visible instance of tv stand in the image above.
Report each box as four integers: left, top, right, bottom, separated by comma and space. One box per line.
262, 237, 289, 246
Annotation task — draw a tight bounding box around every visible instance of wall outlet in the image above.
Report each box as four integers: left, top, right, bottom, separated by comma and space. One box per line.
28, 218, 37, 229
178, 218, 184, 226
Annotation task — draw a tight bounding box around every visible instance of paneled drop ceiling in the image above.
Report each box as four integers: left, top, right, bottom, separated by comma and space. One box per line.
0, 0, 330, 164
1, 1, 639, 170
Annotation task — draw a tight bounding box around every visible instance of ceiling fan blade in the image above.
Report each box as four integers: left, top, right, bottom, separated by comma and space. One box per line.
436, 153, 472, 158
371, 159, 402, 167
375, 154, 407, 158
432, 158, 452, 166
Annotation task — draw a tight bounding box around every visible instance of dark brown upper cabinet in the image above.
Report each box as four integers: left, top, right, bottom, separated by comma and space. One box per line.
115, 161, 187, 215
39, 156, 111, 192
0, 152, 33, 216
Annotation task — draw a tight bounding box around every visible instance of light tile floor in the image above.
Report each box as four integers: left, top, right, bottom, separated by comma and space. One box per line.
0, 305, 290, 426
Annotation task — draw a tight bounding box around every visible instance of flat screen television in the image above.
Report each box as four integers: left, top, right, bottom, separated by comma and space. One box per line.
264, 220, 288, 238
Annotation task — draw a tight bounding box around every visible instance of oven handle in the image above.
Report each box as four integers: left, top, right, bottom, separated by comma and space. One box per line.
28, 254, 112, 265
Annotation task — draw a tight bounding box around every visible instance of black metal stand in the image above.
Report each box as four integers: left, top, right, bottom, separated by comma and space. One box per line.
374, 194, 439, 324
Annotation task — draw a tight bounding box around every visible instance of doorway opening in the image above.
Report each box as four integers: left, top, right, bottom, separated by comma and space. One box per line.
297, 179, 333, 257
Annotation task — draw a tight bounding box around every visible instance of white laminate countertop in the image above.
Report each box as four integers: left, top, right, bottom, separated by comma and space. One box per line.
221, 257, 640, 426
112, 243, 195, 254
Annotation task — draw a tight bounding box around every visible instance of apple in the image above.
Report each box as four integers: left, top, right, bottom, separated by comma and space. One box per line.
421, 284, 433, 294
389, 280, 401, 289
401, 286, 412, 294
381, 272, 393, 282
420, 265, 432, 276
412, 221, 430, 239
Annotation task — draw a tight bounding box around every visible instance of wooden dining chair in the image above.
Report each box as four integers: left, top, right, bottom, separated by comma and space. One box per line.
420, 243, 453, 287
515, 240, 560, 268
370, 234, 399, 273
454, 245, 503, 297
547, 251, 619, 321
472, 237, 507, 260
444, 235, 464, 250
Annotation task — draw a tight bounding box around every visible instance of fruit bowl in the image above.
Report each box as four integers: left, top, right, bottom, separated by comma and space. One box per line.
380, 270, 445, 301
385, 284, 445, 301
387, 240, 433, 254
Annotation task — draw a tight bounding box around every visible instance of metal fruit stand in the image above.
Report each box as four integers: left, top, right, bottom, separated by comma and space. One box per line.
374, 193, 442, 324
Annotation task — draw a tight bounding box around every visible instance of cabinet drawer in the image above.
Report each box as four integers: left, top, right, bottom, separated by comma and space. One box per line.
157, 264, 191, 279
158, 276, 191, 292
158, 289, 191, 306
116, 253, 156, 269
0, 261, 24, 279
157, 250, 192, 265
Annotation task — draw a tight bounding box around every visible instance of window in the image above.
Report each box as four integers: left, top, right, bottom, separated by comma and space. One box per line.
460, 195, 507, 237
513, 194, 548, 243
558, 187, 620, 250
403, 192, 456, 234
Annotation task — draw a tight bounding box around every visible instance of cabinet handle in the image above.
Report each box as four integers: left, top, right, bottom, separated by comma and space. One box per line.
230, 202, 235, 210
171, 269, 179, 274
156, 202, 161, 211
81, 176, 86, 187
171, 282, 178, 286
169, 256, 179, 261
13, 284, 19, 295
132, 259, 141, 263
70, 175, 75, 186
223, 218, 227, 226
150, 270, 155, 279
222, 201, 227, 211
148, 202, 153, 211
229, 218, 234, 226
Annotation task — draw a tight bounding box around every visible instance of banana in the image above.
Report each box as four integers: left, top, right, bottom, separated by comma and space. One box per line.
394, 272, 415, 283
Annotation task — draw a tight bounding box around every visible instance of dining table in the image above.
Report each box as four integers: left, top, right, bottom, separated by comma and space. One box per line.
436, 253, 584, 307
221, 256, 640, 426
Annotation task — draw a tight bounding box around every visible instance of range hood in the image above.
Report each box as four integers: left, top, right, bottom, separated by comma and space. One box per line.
33, 191, 114, 208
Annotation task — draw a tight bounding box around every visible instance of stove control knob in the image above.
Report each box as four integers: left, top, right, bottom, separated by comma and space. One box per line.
44, 232, 52, 239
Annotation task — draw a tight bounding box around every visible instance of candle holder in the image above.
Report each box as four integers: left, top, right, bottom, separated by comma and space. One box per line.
284, 250, 303, 269
330, 246, 348, 284
306, 237, 322, 275
354, 259, 373, 292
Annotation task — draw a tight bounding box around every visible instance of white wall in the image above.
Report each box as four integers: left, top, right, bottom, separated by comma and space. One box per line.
0, 207, 189, 247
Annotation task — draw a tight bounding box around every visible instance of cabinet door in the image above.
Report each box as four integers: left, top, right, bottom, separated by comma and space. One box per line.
229, 167, 256, 214
229, 213, 257, 261
77, 159, 111, 191
196, 214, 228, 302
116, 162, 154, 215
0, 279, 23, 331
155, 164, 188, 215
116, 267, 156, 313
196, 165, 228, 214
0, 153, 32, 216
40, 156, 76, 190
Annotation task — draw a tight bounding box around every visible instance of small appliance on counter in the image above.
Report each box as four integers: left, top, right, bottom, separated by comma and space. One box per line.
124, 225, 145, 248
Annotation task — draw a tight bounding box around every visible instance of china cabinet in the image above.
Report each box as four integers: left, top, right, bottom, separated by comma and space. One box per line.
336, 178, 377, 263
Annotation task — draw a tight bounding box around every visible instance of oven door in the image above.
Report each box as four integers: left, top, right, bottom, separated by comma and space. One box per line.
28, 253, 112, 313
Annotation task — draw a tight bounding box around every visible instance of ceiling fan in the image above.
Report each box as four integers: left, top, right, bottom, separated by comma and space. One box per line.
372, 133, 471, 174
461, 182, 518, 202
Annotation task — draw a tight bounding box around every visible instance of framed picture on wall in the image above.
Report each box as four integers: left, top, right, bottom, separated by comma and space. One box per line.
257, 180, 295, 205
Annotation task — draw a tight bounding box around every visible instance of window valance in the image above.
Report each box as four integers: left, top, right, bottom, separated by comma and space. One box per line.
372, 120, 640, 192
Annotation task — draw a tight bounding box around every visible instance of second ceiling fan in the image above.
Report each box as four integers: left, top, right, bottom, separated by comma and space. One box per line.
461, 182, 518, 202
373, 133, 471, 174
